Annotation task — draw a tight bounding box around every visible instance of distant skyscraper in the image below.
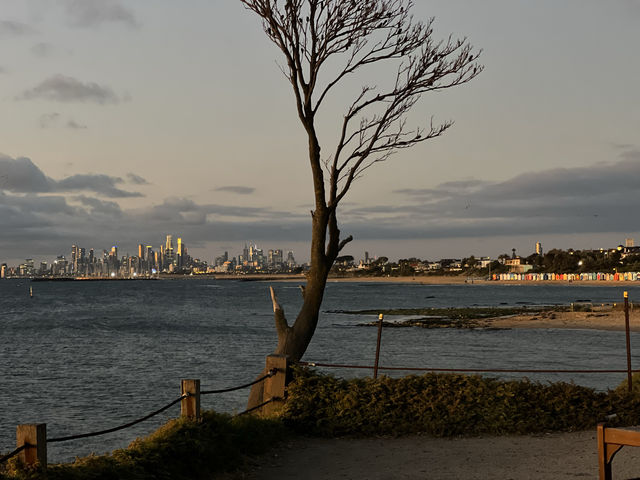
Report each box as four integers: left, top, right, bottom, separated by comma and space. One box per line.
626, 238, 634, 248
274, 249, 283, 266
71, 244, 78, 273
138, 244, 145, 260
177, 237, 185, 267
166, 235, 174, 254
535, 242, 543, 255
286, 251, 296, 268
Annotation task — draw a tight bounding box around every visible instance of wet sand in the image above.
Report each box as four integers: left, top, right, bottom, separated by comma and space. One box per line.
486, 308, 639, 332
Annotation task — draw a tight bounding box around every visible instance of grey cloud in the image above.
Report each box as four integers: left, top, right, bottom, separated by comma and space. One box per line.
57, 174, 142, 198
0, 66, 7, 74
63, 0, 138, 28
0, 155, 52, 192
19, 74, 122, 104
340, 155, 640, 241
215, 186, 256, 195
0, 20, 36, 37
481, 159, 640, 201
620, 148, 640, 162
394, 179, 490, 199
67, 119, 87, 129
38, 112, 61, 128
38, 113, 87, 130
73, 195, 123, 216
126, 173, 149, 185
31, 42, 55, 58
0, 155, 142, 198
140, 197, 298, 225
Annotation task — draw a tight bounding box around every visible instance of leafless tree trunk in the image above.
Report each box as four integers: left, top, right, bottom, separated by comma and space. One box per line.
241, 0, 482, 408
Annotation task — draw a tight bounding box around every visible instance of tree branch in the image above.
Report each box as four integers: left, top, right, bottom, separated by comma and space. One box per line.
270, 286, 290, 335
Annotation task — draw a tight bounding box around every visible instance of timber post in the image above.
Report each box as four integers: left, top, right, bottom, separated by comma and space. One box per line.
262, 354, 290, 416
624, 292, 633, 393
374, 313, 384, 379
16, 424, 46, 469
180, 379, 201, 420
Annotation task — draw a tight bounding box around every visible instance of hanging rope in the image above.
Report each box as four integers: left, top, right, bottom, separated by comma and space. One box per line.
48, 394, 187, 443
0, 444, 28, 465
201, 369, 277, 395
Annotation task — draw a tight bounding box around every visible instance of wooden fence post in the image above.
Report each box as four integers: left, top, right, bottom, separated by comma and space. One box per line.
262, 354, 289, 416
181, 379, 201, 420
16, 424, 46, 469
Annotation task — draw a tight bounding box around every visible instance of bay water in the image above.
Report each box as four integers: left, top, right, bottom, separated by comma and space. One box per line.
2, 278, 639, 461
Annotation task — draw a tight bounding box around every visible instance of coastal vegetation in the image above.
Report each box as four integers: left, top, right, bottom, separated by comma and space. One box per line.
283, 368, 640, 437
1, 412, 288, 480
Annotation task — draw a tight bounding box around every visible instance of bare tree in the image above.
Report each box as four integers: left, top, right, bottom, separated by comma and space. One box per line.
240, 0, 482, 407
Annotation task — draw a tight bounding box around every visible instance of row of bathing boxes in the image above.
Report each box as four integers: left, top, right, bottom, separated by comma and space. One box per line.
493, 272, 640, 282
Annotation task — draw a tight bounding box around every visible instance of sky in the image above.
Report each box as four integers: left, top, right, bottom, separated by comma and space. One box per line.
1, 0, 639, 267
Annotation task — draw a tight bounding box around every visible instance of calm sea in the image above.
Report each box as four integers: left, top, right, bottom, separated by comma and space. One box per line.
2, 278, 640, 461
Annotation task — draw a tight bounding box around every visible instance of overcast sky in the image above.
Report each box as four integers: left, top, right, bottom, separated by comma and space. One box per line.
1, 0, 639, 266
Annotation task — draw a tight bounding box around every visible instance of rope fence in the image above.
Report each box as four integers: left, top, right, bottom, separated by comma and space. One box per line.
0, 356, 286, 470
0, 444, 27, 465
2, 294, 636, 470
48, 394, 188, 444
299, 361, 640, 375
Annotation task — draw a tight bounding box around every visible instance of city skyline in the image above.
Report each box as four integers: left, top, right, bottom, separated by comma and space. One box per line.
0, 234, 302, 274
1, 2, 639, 266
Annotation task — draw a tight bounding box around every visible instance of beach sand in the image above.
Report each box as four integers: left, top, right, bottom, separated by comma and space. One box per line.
485, 308, 640, 332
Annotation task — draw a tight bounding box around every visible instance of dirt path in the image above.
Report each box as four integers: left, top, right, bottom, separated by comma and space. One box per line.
243, 431, 640, 480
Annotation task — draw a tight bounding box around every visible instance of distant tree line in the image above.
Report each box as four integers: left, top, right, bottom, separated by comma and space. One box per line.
331, 248, 640, 277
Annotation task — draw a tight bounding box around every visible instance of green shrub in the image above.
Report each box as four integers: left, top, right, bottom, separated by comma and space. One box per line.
1, 411, 288, 480
282, 367, 640, 437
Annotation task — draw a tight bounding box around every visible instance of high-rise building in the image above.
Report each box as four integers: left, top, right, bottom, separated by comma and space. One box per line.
177, 237, 184, 267
273, 249, 283, 267
626, 238, 635, 248
0, 263, 6, 279
71, 244, 78, 273
535, 242, 543, 255
138, 244, 145, 260
286, 251, 296, 268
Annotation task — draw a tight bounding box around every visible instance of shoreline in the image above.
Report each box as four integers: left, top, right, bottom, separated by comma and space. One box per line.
14, 273, 640, 286
326, 275, 640, 287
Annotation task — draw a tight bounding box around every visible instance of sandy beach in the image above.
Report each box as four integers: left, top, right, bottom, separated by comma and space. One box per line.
483, 309, 638, 332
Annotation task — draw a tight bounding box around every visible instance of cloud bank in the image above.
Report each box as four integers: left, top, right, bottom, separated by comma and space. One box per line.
215, 186, 256, 195
0, 20, 36, 37
0, 155, 144, 197
62, 0, 138, 28
1, 152, 640, 263
19, 75, 123, 104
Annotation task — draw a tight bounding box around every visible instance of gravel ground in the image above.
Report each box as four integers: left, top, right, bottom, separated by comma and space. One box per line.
241, 431, 640, 480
